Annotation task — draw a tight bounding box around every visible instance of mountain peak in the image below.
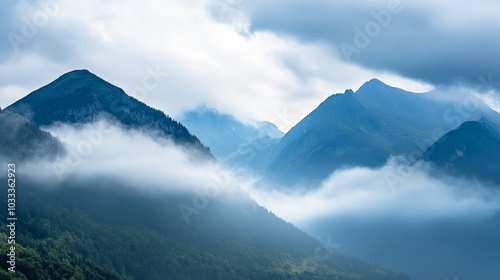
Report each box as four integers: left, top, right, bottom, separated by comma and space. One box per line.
9, 69, 122, 109
55, 69, 101, 83
64, 69, 92, 75
6, 69, 130, 123
367, 78, 385, 84
6, 70, 211, 155
181, 105, 283, 159
461, 116, 500, 138
423, 116, 500, 185
357, 78, 390, 92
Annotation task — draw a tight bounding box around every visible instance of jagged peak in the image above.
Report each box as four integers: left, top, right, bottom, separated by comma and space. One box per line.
357, 78, 391, 92
366, 78, 386, 86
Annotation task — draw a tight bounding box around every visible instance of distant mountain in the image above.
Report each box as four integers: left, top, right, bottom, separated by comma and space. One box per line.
0, 107, 64, 162
181, 106, 283, 159
422, 117, 500, 186
226, 135, 281, 173
0, 71, 410, 279
5, 70, 210, 155
236, 79, 500, 186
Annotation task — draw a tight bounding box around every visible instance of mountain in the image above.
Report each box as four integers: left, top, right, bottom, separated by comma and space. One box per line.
0, 107, 64, 162
181, 105, 283, 160
0, 72, 409, 279
236, 79, 500, 186
422, 117, 500, 186
226, 135, 282, 173
0, 168, 409, 280
0, 108, 122, 279
5, 70, 210, 156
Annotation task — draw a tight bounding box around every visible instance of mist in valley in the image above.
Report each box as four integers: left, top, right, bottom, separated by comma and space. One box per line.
248, 158, 500, 280
23, 119, 500, 280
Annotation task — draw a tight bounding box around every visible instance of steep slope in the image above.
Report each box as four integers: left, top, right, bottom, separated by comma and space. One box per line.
0, 72, 409, 279
0, 108, 123, 279
246, 79, 500, 186
226, 135, 282, 173
0, 233, 125, 280
422, 117, 500, 186
0, 175, 409, 280
0, 108, 64, 162
5, 70, 209, 155
181, 106, 283, 159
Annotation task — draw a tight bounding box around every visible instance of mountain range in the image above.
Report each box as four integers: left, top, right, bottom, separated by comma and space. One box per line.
223, 79, 500, 187
0, 70, 410, 280
423, 117, 500, 186
181, 105, 283, 160
5, 69, 210, 157
2, 69, 499, 279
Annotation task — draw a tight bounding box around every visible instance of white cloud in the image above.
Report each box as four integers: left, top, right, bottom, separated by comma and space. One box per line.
248, 158, 500, 225
20, 120, 500, 232
1, 0, 432, 132
0, 85, 30, 110
19, 119, 258, 225
477, 91, 500, 114
25, 120, 243, 198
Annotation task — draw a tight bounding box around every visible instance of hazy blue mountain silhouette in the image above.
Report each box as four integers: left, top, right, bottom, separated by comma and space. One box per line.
6, 70, 210, 155
423, 117, 500, 186
0, 73, 411, 280
237, 79, 500, 186
181, 105, 283, 160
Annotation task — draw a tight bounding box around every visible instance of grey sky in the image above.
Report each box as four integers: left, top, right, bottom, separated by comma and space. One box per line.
240, 0, 500, 88
0, 0, 498, 131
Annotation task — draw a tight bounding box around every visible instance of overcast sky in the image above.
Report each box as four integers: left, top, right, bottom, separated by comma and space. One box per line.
1, 0, 499, 131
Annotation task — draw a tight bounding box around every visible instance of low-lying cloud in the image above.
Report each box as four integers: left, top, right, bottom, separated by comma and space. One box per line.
27, 120, 500, 225
24, 120, 244, 198
248, 157, 500, 225
0, 0, 434, 133
19, 120, 500, 279
245, 158, 500, 279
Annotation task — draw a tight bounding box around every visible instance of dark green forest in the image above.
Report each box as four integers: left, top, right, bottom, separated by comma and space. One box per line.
0, 177, 409, 280
0, 80, 408, 279
5, 70, 210, 157
0, 109, 64, 162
